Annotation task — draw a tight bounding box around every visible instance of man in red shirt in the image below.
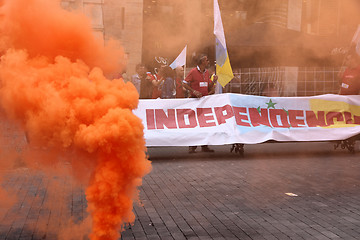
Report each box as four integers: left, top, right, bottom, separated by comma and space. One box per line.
339, 53, 360, 95
183, 54, 218, 153
184, 55, 217, 98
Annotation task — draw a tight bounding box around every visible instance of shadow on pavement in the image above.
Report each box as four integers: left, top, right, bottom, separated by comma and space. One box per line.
147, 142, 359, 161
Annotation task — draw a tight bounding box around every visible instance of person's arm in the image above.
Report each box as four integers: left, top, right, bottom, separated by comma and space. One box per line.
182, 82, 202, 98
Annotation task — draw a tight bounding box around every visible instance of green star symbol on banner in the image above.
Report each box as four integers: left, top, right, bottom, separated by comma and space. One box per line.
257, 106, 261, 113
266, 99, 277, 109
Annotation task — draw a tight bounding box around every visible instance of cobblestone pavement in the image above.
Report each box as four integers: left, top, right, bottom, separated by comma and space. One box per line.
1, 142, 360, 240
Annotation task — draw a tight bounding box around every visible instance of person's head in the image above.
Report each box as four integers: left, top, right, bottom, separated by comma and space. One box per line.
345, 54, 360, 69
175, 66, 184, 77
160, 66, 174, 78
156, 64, 166, 75
135, 63, 146, 76
154, 56, 168, 74
197, 54, 210, 69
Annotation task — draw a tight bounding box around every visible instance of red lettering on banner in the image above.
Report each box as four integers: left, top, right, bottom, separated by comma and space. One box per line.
288, 110, 305, 127
326, 112, 344, 125
233, 107, 251, 127
177, 109, 197, 128
214, 105, 234, 125
249, 108, 271, 127
305, 111, 328, 127
155, 109, 177, 129
344, 112, 353, 124
197, 108, 216, 127
354, 115, 360, 124
146, 109, 156, 130
269, 109, 290, 128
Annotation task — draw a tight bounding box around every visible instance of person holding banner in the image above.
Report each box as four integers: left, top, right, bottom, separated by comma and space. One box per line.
160, 66, 176, 99
183, 54, 218, 153
132, 63, 153, 99
169, 45, 187, 97
183, 54, 218, 98
339, 53, 360, 95
175, 66, 186, 98
150, 65, 164, 99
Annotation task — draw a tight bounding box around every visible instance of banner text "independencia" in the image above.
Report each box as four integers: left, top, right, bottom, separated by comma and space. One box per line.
145, 105, 360, 130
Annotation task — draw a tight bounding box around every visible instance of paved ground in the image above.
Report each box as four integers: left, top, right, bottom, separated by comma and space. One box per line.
1, 142, 360, 239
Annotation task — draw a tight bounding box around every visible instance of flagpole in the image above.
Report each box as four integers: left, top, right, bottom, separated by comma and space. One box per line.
214, 1, 217, 77
183, 59, 186, 81
184, 46, 187, 81
214, 1, 217, 91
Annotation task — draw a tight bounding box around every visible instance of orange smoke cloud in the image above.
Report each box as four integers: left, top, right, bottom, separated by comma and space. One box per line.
0, 0, 151, 239
0, 0, 123, 75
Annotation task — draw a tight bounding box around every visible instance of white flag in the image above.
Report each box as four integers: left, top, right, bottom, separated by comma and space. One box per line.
169, 45, 187, 69
214, 0, 226, 52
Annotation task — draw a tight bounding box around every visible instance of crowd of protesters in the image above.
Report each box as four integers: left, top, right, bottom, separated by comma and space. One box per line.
126, 43, 360, 99
128, 54, 220, 101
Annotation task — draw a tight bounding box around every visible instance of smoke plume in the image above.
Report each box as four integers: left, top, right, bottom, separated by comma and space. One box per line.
0, 0, 151, 239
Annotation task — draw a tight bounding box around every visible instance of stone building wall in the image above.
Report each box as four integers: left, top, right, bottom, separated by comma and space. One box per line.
61, 0, 143, 77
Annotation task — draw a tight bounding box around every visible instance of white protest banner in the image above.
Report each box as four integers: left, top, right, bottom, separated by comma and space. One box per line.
133, 94, 360, 146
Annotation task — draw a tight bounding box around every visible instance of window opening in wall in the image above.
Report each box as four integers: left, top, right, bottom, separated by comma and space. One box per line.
121, 7, 125, 30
